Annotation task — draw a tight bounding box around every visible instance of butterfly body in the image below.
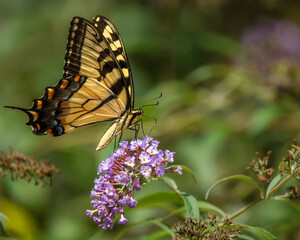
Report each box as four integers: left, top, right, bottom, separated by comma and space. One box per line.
5, 16, 142, 150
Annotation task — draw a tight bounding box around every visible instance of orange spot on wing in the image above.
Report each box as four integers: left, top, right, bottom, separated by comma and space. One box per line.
36, 100, 43, 109
47, 88, 55, 99
60, 102, 68, 108
61, 80, 69, 88
74, 76, 80, 82
36, 123, 41, 130
28, 111, 38, 122
45, 129, 54, 136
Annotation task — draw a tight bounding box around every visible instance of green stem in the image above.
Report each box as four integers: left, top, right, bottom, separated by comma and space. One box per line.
229, 199, 262, 220
160, 177, 182, 196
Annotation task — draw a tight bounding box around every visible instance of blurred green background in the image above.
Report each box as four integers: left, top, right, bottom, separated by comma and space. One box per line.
1, 0, 300, 239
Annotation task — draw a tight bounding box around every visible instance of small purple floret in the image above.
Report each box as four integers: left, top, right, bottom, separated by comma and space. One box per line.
176, 166, 183, 175
118, 214, 128, 225
140, 165, 152, 177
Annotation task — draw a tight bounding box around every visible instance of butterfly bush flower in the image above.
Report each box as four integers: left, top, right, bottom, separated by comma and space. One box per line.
87, 136, 182, 229
236, 18, 300, 87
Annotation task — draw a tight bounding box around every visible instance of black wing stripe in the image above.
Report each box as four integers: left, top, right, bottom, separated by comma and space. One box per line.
94, 17, 125, 58
64, 17, 102, 78
67, 42, 98, 62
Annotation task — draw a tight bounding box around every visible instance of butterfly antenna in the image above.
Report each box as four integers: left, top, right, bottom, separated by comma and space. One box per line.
139, 92, 162, 108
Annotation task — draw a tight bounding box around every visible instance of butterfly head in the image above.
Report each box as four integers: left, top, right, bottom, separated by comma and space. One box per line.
130, 109, 143, 126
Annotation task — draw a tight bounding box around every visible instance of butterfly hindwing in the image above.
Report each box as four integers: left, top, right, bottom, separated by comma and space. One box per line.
7, 75, 86, 136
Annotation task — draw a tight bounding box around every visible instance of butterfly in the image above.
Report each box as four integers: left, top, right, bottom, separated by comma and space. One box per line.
5, 16, 143, 151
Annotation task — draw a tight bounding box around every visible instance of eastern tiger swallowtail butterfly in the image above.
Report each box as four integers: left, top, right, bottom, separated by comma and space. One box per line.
5, 16, 143, 151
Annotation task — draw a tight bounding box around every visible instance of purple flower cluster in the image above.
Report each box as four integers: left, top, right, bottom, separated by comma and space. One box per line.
238, 18, 300, 70
87, 136, 182, 229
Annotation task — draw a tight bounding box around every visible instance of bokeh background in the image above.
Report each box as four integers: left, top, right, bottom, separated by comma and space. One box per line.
1, 0, 300, 239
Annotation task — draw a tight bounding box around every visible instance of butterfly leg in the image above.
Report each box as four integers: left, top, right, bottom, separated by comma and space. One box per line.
117, 130, 124, 148
129, 119, 144, 138
113, 135, 117, 150
134, 122, 140, 138
139, 119, 146, 137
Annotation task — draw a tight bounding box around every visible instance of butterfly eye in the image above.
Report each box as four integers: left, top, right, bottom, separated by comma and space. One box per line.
138, 109, 143, 116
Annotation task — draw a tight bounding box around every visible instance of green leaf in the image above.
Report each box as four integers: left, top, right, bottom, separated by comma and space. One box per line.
0, 212, 9, 235
137, 192, 182, 208
181, 193, 200, 220
0, 213, 9, 222
197, 201, 226, 217
242, 225, 277, 240
266, 175, 282, 198
161, 201, 226, 221
206, 175, 262, 200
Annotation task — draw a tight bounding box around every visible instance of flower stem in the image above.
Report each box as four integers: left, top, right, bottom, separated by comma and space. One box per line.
160, 177, 182, 196
229, 199, 263, 220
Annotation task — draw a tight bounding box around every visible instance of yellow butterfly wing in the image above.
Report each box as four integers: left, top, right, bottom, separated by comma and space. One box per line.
6, 16, 142, 150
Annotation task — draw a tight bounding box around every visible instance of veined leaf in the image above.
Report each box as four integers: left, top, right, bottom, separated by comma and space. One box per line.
242, 225, 277, 240
197, 201, 226, 217
137, 192, 182, 208
161, 201, 226, 221
266, 175, 282, 198
0, 212, 9, 235
181, 193, 200, 220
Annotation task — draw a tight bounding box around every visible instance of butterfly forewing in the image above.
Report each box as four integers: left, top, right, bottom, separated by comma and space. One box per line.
64, 17, 132, 106
92, 16, 134, 108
